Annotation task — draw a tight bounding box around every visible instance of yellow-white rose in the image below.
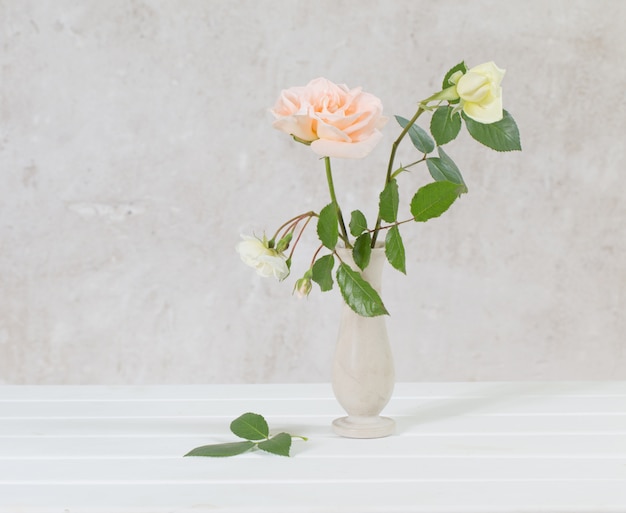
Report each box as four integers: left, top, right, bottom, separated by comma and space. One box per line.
456, 62, 505, 124
271, 77, 388, 159
236, 235, 289, 280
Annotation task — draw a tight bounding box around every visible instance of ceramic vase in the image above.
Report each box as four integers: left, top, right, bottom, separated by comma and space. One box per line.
332, 247, 395, 438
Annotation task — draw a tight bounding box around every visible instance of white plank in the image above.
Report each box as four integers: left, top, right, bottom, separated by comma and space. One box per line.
1, 413, 625, 438
1, 393, 625, 418
1, 481, 625, 513
1, 433, 625, 459
1, 456, 625, 482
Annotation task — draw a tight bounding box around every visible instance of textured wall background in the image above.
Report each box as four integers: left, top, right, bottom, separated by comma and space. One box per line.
1, 0, 624, 384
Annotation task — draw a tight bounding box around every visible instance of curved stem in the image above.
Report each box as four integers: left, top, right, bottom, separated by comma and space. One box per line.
371, 106, 425, 247
324, 157, 351, 248
288, 214, 314, 260
272, 211, 317, 242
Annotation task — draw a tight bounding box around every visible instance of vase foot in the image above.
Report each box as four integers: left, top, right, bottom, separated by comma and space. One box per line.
332, 415, 395, 438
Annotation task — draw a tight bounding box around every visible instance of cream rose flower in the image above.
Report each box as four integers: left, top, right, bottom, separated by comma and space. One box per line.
271, 77, 388, 159
236, 235, 289, 281
456, 62, 506, 124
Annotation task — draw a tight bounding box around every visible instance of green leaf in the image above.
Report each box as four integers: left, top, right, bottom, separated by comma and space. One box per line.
349, 210, 368, 237
463, 110, 521, 152
385, 226, 406, 274
442, 61, 467, 91
257, 433, 292, 457
395, 115, 435, 154
379, 179, 399, 223
184, 441, 256, 458
317, 203, 339, 250
230, 412, 269, 441
410, 181, 465, 222
426, 147, 467, 188
352, 233, 372, 271
311, 254, 335, 292
336, 263, 388, 317
430, 106, 462, 146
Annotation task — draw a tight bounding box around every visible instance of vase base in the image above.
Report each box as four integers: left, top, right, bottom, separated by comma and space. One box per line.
332, 415, 395, 438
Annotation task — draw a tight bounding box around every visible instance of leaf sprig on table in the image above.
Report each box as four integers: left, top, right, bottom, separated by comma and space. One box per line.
184, 412, 307, 458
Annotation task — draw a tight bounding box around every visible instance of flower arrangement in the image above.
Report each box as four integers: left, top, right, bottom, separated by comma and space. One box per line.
237, 61, 521, 317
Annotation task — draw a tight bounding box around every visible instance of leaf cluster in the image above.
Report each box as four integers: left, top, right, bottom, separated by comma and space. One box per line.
184, 412, 306, 458
294, 61, 521, 318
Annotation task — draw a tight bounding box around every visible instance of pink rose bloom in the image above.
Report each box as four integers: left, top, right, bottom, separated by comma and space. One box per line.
271, 78, 387, 159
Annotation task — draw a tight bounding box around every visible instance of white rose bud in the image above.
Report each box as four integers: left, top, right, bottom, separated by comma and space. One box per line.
456, 61, 505, 124
236, 235, 289, 281
293, 276, 313, 298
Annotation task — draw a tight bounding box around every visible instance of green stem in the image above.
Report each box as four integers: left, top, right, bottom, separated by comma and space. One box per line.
324, 157, 351, 248
371, 106, 425, 247
389, 155, 427, 180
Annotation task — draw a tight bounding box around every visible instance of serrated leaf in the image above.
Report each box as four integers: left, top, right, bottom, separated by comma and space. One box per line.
352, 233, 372, 271
426, 147, 467, 188
257, 432, 292, 457
379, 179, 399, 223
395, 115, 435, 154
230, 412, 269, 441
410, 181, 465, 222
385, 226, 406, 274
349, 210, 368, 237
463, 110, 521, 152
184, 441, 256, 458
430, 106, 462, 146
311, 254, 335, 292
317, 203, 339, 250
336, 263, 388, 317
442, 61, 467, 91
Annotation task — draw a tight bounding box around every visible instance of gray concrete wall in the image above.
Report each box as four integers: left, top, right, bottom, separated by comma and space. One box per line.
1, 0, 624, 384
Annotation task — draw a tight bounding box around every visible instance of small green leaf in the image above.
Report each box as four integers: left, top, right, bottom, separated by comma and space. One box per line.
349, 210, 368, 237
352, 233, 372, 271
311, 254, 335, 292
410, 181, 465, 222
230, 412, 269, 441
184, 441, 256, 458
385, 226, 406, 274
395, 115, 435, 154
379, 179, 399, 223
426, 147, 467, 188
257, 433, 292, 457
336, 263, 388, 317
442, 61, 467, 91
463, 110, 521, 152
430, 106, 462, 146
317, 203, 339, 250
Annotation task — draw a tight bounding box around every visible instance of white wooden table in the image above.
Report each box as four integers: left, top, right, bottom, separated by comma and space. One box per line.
1, 382, 625, 513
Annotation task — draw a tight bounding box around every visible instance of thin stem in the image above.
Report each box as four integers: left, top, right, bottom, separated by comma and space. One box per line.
272, 211, 316, 242
288, 214, 314, 260
390, 155, 427, 180
371, 106, 425, 247
324, 157, 351, 248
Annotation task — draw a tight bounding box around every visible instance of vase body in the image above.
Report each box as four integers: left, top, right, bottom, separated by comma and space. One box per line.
332, 247, 395, 438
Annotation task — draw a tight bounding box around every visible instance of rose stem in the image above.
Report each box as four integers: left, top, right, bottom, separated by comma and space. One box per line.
370, 105, 425, 247
324, 157, 351, 248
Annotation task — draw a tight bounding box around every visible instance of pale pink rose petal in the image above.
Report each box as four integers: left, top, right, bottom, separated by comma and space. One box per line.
311, 130, 383, 159
272, 115, 317, 141
315, 118, 352, 143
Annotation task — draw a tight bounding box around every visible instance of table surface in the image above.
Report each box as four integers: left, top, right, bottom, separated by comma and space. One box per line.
1, 382, 625, 513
